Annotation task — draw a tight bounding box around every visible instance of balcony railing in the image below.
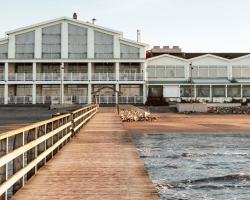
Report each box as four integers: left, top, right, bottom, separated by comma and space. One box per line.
8, 73, 33, 81
64, 73, 88, 81
75, 96, 88, 104
36, 73, 61, 81
119, 73, 143, 81
8, 96, 32, 104
119, 96, 143, 104
94, 96, 116, 104
92, 73, 116, 81
36, 96, 60, 104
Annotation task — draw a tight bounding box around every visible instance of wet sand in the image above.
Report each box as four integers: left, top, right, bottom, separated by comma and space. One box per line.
123, 113, 250, 134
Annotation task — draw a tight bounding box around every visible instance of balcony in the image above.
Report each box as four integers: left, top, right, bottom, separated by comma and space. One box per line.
92, 73, 116, 81
119, 73, 143, 81
36, 96, 60, 104
75, 96, 88, 104
118, 96, 143, 104
8, 73, 33, 81
64, 73, 88, 81
36, 73, 61, 81
8, 96, 32, 104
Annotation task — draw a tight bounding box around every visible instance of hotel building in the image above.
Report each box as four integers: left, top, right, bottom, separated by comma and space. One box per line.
0, 15, 147, 105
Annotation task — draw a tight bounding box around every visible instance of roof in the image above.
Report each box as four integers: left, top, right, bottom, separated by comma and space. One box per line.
147, 51, 250, 60
5, 17, 123, 35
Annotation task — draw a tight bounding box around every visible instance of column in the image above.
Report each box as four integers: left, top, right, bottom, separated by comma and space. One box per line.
141, 62, 147, 81
35, 28, 42, 59
225, 85, 228, 98
194, 85, 197, 98
140, 46, 146, 59
115, 62, 119, 81
210, 84, 212, 101
88, 84, 92, 104
241, 84, 243, 98
143, 84, 147, 104
88, 62, 92, 81
113, 36, 120, 59
8, 35, 15, 59
60, 63, 64, 104
4, 84, 8, 104
4, 63, 8, 104
32, 84, 36, 104
61, 22, 68, 59
87, 29, 94, 59
115, 84, 119, 104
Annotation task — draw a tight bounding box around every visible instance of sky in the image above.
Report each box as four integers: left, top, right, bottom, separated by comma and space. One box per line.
0, 0, 250, 52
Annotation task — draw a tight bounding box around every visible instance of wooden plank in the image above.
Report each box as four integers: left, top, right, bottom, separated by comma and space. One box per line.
12, 108, 159, 200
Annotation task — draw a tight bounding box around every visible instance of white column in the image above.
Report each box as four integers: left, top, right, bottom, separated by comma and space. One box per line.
32, 63, 36, 104
143, 84, 147, 104
88, 84, 92, 104
32, 84, 36, 104
8, 35, 15, 59
60, 63, 64, 104
87, 29, 94, 59
88, 62, 92, 81
113, 36, 120, 59
115, 84, 119, 104
241, 84, 243, 98
139, 46, 146, 59
115, 62, 119, 81
194, 85, 197, 98
4, 62, 8, 82
225, 85, 228, 98
35, 28, 42, 59
228, 64, 232, 80
61, 22, 68, 59
4, 84, 8, 104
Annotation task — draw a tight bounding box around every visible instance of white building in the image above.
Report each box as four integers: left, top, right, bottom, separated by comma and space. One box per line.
0, 16, 147, 105
147, 47, 250, 104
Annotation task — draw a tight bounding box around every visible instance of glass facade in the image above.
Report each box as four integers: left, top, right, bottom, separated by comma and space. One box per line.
94, 31, 113, 59
120, 44, 140, 59
15, 31, 35, 59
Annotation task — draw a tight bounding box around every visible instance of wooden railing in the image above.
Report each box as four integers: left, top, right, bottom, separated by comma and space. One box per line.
0, 104, 98, 200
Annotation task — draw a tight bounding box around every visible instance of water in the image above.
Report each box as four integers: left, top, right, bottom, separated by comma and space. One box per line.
132, 133, 250, 200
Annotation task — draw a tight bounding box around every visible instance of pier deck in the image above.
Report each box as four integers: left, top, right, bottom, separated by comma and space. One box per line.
13, 108, 159, 200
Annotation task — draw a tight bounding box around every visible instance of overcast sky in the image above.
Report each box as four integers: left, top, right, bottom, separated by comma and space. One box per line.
0, 0, 250, 52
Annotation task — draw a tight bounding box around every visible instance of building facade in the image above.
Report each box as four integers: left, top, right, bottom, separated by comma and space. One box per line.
0, 17, 147, 105
147, 47, 250, 103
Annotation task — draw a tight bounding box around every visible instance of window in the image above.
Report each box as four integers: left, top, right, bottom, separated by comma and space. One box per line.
120, 85, 141, 96
42, 24, 61, 59
241, 66, 250, 78
120, 44, 139, 59
156, 66, 165, 78
147, 66, 155, 78
15, 31, 35, 59
16, 85, 32, 96
176, 66, 185, 78
165, 66, 175, 78
196, 85, 210, 97
94, 63, 114, 73
193, 65, 227, 78
68, 24, 87, 59
0, 43, 8, 59
212, 86, 225, 97
232, 66, 241, 78
227, 85, 241, 97
15, 63, 32, 73
180, 85, 194, 97
243, 85, 250, 97
94, 31, 113, 59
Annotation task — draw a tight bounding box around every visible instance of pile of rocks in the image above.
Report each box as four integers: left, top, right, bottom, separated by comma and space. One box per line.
208, 106, 250, 114
118, 105, 156, 122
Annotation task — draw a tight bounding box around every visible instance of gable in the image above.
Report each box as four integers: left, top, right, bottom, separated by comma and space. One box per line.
231, 55, 250, 65
147, 55, 188, 65
190, 55, 229, 65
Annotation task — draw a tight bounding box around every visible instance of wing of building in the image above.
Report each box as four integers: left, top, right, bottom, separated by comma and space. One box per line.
146, 46, 250, 104
0, 16, 148, 105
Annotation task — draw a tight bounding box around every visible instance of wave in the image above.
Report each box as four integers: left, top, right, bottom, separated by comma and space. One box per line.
181, 152, 249, 157
155, 173, 250, 190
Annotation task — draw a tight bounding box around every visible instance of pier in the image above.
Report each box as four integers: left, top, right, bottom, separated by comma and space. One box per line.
0, 106, 159, 200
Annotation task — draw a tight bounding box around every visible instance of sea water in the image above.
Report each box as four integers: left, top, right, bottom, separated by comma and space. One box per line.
132, 133, 250, 200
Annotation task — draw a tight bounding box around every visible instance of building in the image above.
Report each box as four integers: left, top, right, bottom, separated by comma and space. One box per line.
147, 46, 250, 104
0, 15, 147, 105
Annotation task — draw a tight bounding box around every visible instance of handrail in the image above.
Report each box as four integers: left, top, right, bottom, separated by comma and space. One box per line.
0, 104, 98, 199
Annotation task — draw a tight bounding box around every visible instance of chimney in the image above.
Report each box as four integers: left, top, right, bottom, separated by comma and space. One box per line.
73, 13, 78, 20
92, 18, 96, 24
137, 29, 141, 43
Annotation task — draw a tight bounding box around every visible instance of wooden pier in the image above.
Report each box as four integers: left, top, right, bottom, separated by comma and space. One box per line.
12, 107, 159, 200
